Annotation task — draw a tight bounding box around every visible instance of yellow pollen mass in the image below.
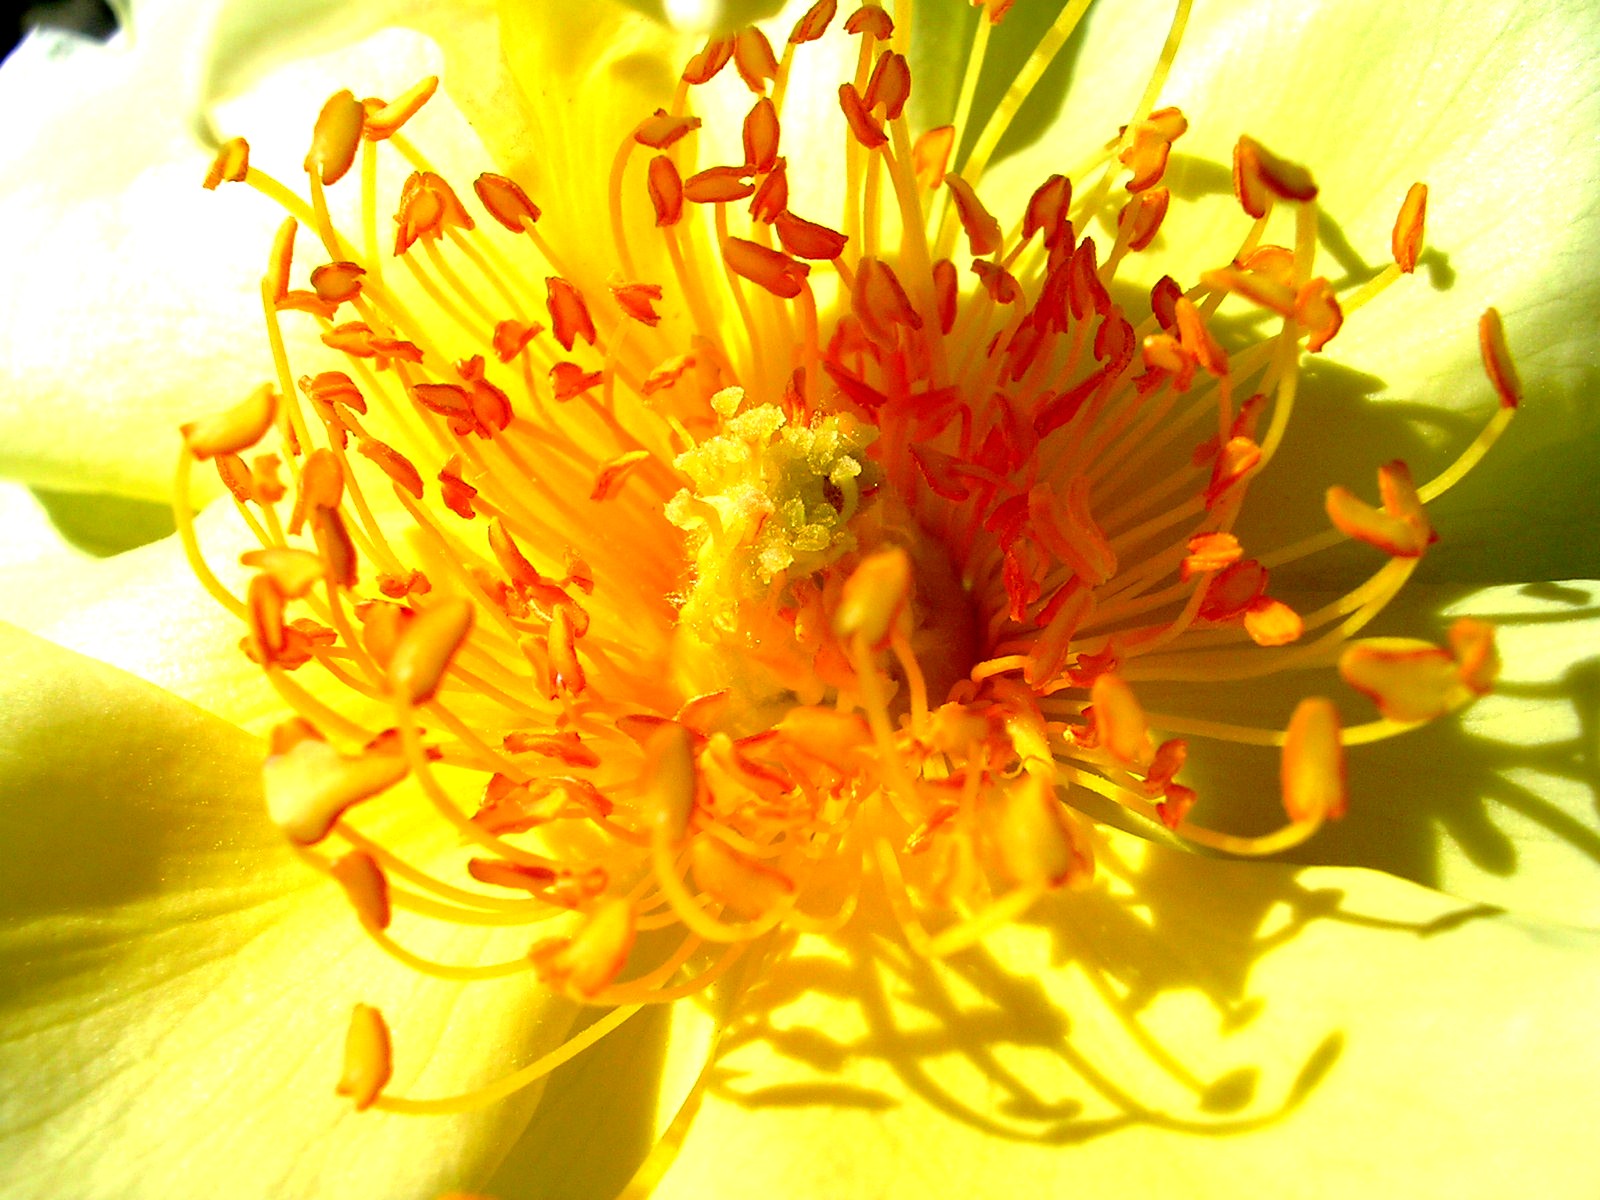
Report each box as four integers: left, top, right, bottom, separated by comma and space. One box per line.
177, 0, 1524, 1118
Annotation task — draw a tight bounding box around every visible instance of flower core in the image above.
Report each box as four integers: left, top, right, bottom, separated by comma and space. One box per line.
185, 0, 1518, 1113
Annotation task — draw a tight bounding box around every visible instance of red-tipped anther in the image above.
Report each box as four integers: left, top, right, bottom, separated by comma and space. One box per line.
775, 212, 849, 260
790, 0, 837, 42
945, 175, 1002, 257
723, 237, 811, 298
1233, 135, 1317, 219
204, 137, 249, 189
913, 125, 954, 190
1478, 307, 1521, 409
863, 51, 910, 120
843, 5, 893, 39
1325, 460, 1434, 557
743, 98, 781, 173
363, 76, 438, 140
683, 36, 735, 85
1118, 187, 1168, 252
1392, 182, 1427, 274
734, 27, 780, 93
305, 90, 363, 185
684, 165, 757, 203
546, 277, 597, 351
634, 109, 703, 149
839, 83, 888, 149
474, 173, 541, 231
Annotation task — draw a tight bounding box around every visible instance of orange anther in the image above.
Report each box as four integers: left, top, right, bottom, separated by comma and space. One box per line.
529, 898, 637, 998
1200, 264, 1296, 318
1281, 697, 1345, 822
1180, 531, 1242, 580
1233, 135, 1317, 218
684, 165, 756, 203
203, 136, 249, 189
488, 518, 542, 590
246, 573, 286, 660
723, 236, 811, 299
912, 125, 955, 190
1156, 784, 1197, 831
1141, 334, 1195, 392
1199, 559, 1267, 622
749, 157, 788, 223
743, 97, 780, 172
843, 4, 893, 38
838, 83, 888, 149
1149, 276, 1181, 332
331, 851, 391, 932
863, 50, 910, 120
473, 172, 541, 231
1205, 436, 1261, 508
932, 258, 958, 334
215, 453, 254, 504
503, 730, 602, 769
549, 605, 586, 697
852, 257, 921, 345
634, 109, 703, 149
690, 836, 796, 918
394, 170, 475, 255
774, 211, 849, 260
336, 1005, 392, 1111
790, 0, 837, 41
388, 598, 474, 704
310, 261, 365, 305
944, 175, 1002, 257
351, 439, 421, 500
546, 277, 597, 351
181, 383, 278, 460
1118, 186, 1168, 252
1392, 182, 1427, 274
647, 154, 685, 226
362, 76, 438, 140
733, 26, 780, 93
1479, 307, 1521, 409
265, 217, 296, 303
1119, 123, 1173, 192
1339, 639, 1462, 722
549, 361, 603, 402
1021, 176, 1070, 251
305, 89, 364, 185
1294, 277, 1343, 352
972, 260, 1021, 305
310, 504, 358, 587
1325, 460, 1433, 557
492, 319, 542, 362
1090, 672, 1148, 765
1174, 295, 1227, 376
264, 725, 408, 844
591, 450, 651, 501
611, 281, 664, 326
1243, 596, 1303, 646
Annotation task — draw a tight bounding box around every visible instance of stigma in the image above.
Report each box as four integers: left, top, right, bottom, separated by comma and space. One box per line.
185, 0, 1518, 1114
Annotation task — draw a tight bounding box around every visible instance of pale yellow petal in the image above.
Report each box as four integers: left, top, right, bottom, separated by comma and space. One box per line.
650, 829, 1600, 1199
0, 625, 591, 1200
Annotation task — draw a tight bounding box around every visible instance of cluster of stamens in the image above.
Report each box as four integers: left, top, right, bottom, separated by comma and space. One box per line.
181, 0, 1522, 1114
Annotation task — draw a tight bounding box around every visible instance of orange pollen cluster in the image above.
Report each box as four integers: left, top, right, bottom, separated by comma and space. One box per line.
183, 0, 1519, 1115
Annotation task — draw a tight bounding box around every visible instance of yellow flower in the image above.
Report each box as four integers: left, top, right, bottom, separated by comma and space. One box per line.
1, 1, 1599, 1198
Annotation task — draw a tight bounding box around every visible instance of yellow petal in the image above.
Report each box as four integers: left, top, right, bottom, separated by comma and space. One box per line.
649, 827, 1600, 1198
0, 625, 598, 1198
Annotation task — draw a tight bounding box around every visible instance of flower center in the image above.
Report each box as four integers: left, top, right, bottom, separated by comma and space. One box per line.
182, 0, 1520, 1116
